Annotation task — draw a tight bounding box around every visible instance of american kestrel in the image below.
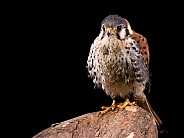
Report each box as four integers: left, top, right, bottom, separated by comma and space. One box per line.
86, 15, 162, 127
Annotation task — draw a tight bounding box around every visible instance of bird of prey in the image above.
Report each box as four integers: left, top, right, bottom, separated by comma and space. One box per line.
86, 14, 162, 127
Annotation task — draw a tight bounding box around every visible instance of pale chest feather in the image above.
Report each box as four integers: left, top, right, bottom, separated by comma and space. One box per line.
87, 36, 149, 92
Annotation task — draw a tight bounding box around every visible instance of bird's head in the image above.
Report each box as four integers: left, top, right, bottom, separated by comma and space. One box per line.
98, 15, 133, 40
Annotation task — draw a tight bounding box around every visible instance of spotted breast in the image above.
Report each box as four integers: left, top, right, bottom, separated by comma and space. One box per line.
87, 35, 149, 99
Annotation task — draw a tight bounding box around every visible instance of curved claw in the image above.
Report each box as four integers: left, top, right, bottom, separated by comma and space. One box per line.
100, 100, 117, 115
100, 99, 136, 115
117, 99, 136, 110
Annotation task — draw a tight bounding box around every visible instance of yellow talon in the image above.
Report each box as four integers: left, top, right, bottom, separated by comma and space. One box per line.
117, 99, 136, 110
100, 100, 117, 115
100, 99, 136, 115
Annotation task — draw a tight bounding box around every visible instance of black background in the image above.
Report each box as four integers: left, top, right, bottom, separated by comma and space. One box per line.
12, 1, 182, 138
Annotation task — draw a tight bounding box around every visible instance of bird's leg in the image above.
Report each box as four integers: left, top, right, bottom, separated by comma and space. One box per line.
101, 100, 117, 115
117, 98, 136, 110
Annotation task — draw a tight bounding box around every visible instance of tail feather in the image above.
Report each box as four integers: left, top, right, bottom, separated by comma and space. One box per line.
137, 98, 162, 128
145, 99, 162, 127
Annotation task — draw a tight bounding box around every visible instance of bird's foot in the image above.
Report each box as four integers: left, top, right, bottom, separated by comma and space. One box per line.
100, 99, 136, 115
100, 100, 117, 115
117, 99, 136, 110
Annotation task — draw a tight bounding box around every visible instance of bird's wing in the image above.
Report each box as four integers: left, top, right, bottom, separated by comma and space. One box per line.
131, 31, 151, 93
86, 38, 102, 89
131, 31, 150, 68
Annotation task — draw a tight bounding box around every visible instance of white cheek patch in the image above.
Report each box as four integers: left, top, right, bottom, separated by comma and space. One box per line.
98, 30, 104, 40
119, 28, 127, 39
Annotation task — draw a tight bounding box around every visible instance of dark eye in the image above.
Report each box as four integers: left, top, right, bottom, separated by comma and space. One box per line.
117, 25, 122, 31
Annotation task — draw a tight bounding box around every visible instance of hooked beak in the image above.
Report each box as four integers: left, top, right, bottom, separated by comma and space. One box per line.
106, 28, 114, 37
